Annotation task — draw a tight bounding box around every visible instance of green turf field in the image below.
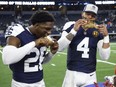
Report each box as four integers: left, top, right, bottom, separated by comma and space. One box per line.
0, 43, 116, 87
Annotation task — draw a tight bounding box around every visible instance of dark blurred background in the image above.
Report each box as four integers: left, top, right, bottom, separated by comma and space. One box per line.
0, 0, 115, 46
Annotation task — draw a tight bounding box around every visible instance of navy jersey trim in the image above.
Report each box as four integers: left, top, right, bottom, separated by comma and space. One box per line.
65, 24, 74, 33
13, 70, 43, 83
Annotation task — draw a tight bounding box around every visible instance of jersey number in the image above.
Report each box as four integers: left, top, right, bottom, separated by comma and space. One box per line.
24, 48, 45, 72
77, 37, 89, 58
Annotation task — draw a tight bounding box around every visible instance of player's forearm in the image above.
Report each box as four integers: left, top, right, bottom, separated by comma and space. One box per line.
58, 29, 77, 51
2, 41, 35, 65
97, 36, 110, 60
101, 35, 110, 60
99, 47, 110, 60
58, 36, 71, 51
102, 35, 110, 48
42, 52, 54, 64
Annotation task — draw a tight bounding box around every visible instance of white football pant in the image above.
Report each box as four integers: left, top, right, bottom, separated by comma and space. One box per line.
11, 79, 45, 87
62, 69, 97, 87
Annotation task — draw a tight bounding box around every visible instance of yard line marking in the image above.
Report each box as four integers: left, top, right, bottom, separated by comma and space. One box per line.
57, 52, 116, 66
51, 63, 56, 66
57, 52, 67, 55
110, 43, 116, 45
111, 50, 116, 53
111, 50, 116, 51
97, 60, 116, 65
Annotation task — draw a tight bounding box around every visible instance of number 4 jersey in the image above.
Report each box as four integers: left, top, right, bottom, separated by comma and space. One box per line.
5, 24, 47, 83
63, 22, 103, 73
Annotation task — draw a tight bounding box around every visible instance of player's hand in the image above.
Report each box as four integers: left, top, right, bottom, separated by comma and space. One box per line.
104, 80, 113, 87
35, 37, 53, 47
97, 24, 108, 36
74, 19, 87, 31
50, 39, 59, 54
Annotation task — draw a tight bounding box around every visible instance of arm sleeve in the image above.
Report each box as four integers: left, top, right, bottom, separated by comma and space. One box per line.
97, 40, 110, 60
58, 21, 75, 52
2, 41, 36, 65
42, 52, 54, 64
58, 31, 71, 52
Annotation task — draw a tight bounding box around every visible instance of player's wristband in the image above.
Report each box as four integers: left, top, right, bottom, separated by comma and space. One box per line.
70, 29, 77, 36
103, 35, 109, 43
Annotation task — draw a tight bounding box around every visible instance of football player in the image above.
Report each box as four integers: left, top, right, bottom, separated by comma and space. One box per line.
58, 4, 110, 87
2, 10, 58, 87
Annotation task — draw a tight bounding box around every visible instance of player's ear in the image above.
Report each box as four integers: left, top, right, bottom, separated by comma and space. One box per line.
33, 23, 40, 28
34, 23, 39, 26
82, 12, 87, 19
81, 12, 84, 18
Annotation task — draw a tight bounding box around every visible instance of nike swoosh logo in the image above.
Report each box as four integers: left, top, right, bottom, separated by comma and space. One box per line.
90, 74, 94, 76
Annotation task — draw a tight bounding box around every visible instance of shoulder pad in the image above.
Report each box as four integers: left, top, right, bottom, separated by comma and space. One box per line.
5, 24, 24, 38
63, 21, 75, 31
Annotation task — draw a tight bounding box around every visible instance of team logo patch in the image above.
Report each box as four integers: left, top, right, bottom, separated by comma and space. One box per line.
92, 31, 99, 37
92, 6, 96, 10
